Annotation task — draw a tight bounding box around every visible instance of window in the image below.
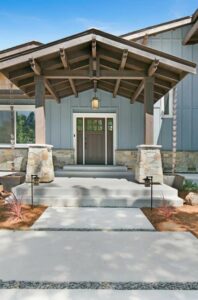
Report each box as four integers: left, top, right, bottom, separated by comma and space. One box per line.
161, 90, 173, 118
0, 106, 35, 145
0, 111, 12, 144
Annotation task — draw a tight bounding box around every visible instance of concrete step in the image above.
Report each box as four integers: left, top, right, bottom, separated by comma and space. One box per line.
13, 178, 182, 207
62, 165, 128, 172
55, 170, 133, 180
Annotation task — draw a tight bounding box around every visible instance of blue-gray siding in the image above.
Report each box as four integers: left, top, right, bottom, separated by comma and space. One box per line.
45, 89, 144, 149
148, 25, 198, 151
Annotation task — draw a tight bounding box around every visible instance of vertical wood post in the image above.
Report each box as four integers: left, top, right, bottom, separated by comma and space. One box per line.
144, 77, 154, 144
35, 75, 46, 144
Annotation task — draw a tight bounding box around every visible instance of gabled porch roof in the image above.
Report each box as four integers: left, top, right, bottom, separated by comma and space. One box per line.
0, 28, 196, 103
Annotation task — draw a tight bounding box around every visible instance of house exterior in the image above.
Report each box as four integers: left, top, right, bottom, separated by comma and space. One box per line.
0, 9, 197, 174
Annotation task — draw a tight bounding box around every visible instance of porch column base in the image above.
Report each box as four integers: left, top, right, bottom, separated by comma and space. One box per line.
135, 144, 163, 184
26, 144, 54, 183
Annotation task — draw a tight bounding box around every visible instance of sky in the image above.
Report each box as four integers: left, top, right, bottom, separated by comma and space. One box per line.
0, 0, 197, 50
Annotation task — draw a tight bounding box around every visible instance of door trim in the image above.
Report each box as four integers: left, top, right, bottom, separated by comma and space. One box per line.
73, 113, 117, 165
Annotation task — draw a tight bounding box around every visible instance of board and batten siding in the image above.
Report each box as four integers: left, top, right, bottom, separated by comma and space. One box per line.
147, 24, 198, 151
45, 89, 144, 149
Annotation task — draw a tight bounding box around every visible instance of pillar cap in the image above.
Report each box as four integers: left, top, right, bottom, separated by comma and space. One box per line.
28, 144, 53, 149
136, 144, 162, 149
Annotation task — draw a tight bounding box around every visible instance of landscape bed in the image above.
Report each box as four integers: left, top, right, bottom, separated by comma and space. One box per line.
0, 191, 197, 237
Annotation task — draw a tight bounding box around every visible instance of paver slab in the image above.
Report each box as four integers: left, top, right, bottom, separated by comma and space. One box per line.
31, 207, 154, 230
0, 231, 197, 283
0, 290, 197, 300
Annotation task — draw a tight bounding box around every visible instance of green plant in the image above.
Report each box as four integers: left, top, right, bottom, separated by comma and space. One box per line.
183, 180, 198, 192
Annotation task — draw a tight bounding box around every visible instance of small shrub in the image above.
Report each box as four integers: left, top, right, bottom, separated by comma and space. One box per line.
183, 180, 198, 192
4, 192, 23, 222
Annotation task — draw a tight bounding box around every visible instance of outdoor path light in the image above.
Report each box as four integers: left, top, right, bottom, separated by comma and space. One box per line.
143, 176, 153, 210
31, 175, 39, 208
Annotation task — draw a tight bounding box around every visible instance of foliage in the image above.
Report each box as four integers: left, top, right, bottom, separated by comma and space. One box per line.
158, 205, 175, 219
16, 111, 35, 144
4, 192, 23, 222
183, 180, 198, 192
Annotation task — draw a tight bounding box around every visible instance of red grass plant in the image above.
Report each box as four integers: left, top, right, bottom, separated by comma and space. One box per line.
158, 205, 175, 219
4, 192, 23, 222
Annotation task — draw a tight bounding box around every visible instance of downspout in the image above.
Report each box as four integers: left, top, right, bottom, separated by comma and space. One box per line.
172, 86, 177, 174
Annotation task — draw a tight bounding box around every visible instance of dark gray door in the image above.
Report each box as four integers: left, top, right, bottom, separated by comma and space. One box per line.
85, 118, 105, 164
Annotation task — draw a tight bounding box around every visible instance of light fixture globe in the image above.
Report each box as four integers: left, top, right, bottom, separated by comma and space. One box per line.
91, 96, 100, 109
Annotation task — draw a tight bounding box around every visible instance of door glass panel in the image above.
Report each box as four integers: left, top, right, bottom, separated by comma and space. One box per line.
77, 118, 83, 131
107, 118, 113, 131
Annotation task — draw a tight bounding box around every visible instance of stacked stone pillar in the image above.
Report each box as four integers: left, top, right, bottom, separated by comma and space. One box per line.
26, 145, 54, 183
135, 145, 163, 184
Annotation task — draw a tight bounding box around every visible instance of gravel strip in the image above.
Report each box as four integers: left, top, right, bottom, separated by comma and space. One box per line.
0, 281, 197, 290
30, 228, 155, 232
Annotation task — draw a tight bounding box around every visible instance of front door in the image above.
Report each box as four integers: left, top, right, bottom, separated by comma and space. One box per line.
75, 115, 114, 165
85, 118, 105, 164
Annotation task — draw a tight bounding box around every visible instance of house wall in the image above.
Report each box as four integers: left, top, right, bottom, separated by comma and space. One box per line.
147, 25, 198, 151
45, 89, 144, 149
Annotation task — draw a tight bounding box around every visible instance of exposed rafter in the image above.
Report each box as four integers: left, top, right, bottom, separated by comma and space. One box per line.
183, 19, 198, 45
91, 37, 97, 92
131, 59, 159, 104
59, 48, 78, 97
113, 49, 128, 97
29, 58, 60, 102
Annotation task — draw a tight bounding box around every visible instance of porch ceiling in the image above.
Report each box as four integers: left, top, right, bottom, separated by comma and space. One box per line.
0, 29, 196, 103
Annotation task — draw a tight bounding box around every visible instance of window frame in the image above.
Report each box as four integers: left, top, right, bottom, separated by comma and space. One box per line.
160, 89, 173, 119
0, 105, 35, 148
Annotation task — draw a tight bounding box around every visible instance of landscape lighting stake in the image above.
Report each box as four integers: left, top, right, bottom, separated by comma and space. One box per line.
31, 175, 39, 208
143, 176, 153, 210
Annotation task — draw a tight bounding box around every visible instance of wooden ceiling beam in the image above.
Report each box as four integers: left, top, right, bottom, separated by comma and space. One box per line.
155, 67, 180, 82
113, 49, 128, 97
8, 67, 34, 81
43, 69, 146, 79
29, 58, 60, 102
91, 37, 98, 92
60, 48, 77, 97
131, 59, 159, 104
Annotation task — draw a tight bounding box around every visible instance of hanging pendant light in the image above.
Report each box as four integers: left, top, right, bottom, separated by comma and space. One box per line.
91, 81, 100, 109
91, 96, 100, 109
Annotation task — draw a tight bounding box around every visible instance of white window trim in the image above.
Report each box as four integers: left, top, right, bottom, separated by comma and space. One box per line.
160, 89, 173, 119
73, 113, 117, 165
0, 105, 35, 148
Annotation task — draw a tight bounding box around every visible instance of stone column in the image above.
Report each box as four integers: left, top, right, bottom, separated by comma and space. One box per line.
26, 144, 54, 183
135, 145, 163, 184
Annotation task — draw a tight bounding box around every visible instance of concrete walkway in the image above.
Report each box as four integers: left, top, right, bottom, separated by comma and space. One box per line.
0, 290, 197, 300
31, 207, 154, 230
0, 230, 197, 284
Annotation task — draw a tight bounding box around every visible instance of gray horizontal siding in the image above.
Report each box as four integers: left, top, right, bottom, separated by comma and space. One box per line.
148, 25, 198, 151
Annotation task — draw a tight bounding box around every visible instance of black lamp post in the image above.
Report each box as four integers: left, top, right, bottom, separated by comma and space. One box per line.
143, 176, 153, 210
31, 175, 39, 208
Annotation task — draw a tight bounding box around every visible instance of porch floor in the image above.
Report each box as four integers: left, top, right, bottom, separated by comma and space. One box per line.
13, 177, 183, 207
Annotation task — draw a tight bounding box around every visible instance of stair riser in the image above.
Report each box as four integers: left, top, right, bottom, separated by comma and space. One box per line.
15, 197, 183, 207
62, 166, 128, 172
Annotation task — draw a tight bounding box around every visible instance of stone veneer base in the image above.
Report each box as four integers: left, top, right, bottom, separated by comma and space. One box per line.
0, 148, 198, 173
